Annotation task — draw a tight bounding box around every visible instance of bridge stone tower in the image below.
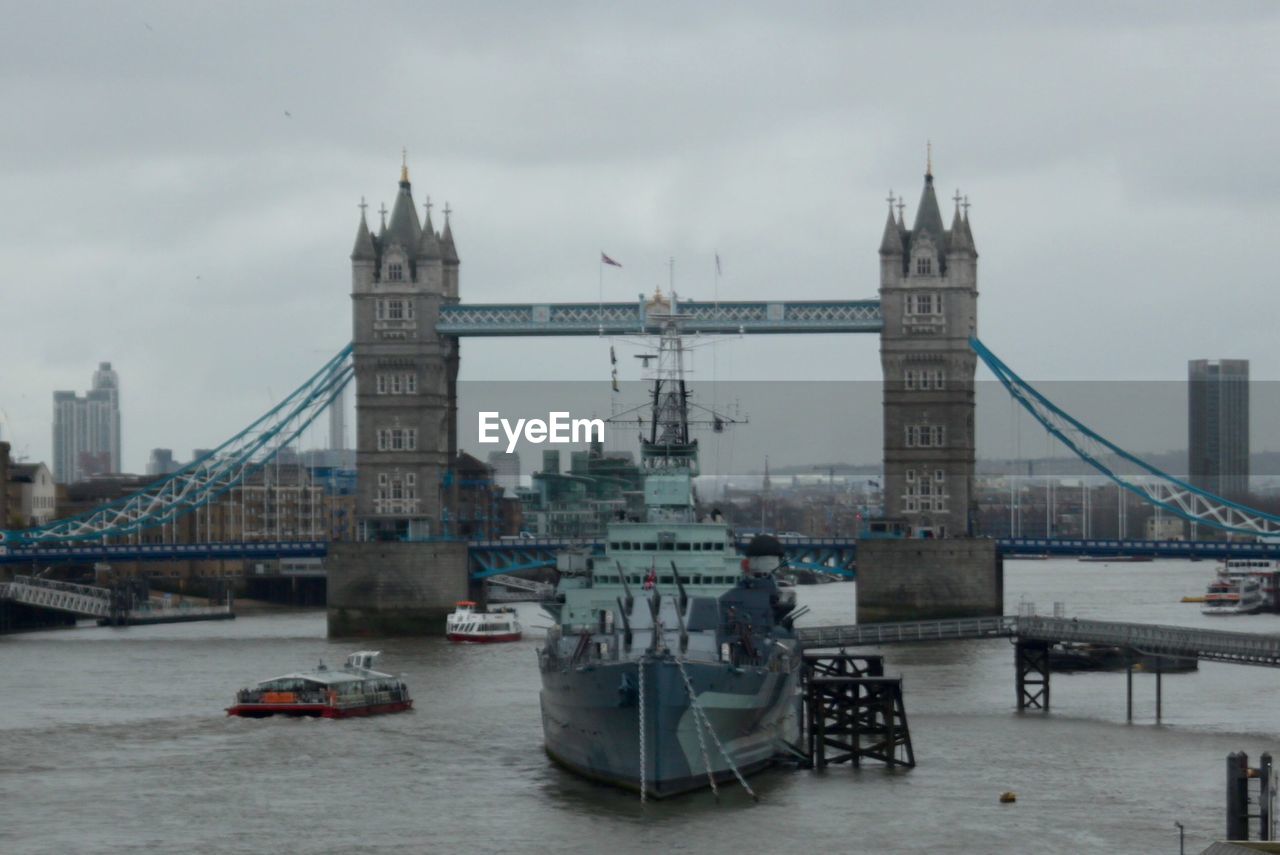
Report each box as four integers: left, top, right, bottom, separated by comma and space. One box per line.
349, 161, 461, 541
878, 164, 978, 537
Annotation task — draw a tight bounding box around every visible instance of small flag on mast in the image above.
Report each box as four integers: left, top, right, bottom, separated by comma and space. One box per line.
601, 252, 622, 268
715, 252, 722, 276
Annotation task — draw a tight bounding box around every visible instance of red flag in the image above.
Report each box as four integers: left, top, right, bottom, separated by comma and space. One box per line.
601, 252, 622, 268
643, 566, 657, 590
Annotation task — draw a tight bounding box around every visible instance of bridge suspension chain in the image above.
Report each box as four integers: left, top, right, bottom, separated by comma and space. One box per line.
972, 336, 1280, 537
0, 345, 354, 547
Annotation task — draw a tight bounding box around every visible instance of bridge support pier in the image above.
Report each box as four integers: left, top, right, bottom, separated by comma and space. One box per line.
326, 541, 469, 636
856, 539, 1001, 622
1015, 641, 1050, 712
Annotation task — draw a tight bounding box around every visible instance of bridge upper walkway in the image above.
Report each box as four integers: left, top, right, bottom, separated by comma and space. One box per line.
796, 615, 1280, 668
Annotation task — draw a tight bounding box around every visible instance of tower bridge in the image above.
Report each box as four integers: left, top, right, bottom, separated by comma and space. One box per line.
5, 158, 1273, 635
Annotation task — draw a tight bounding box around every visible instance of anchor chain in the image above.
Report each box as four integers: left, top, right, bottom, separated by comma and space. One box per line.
675, 656, 719, 800
673, 655, 758, 802
638, 656, 646, 804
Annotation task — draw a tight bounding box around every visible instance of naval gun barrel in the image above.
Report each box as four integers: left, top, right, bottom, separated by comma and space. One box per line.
615, 561, 634, 613
669, 561, 688, 612
615, 596, 633, 651
647, 589, 663, 652
670, 588, 689, 654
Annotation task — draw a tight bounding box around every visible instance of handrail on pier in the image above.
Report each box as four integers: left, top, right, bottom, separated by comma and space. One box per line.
798, 614, 1280, 668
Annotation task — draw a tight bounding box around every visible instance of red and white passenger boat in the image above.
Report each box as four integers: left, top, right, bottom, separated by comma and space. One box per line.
446, 601, 523, 643
226, 651, 412, 718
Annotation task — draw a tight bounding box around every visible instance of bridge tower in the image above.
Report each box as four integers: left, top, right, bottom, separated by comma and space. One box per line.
878, 162, 978, 537
349, 160, 461, 540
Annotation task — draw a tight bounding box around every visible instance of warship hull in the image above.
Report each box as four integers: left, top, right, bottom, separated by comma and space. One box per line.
540, 654, 800, 798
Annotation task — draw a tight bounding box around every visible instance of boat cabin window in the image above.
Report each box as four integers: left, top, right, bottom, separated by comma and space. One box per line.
677, 543, 691, 551
643, 543, 657, 552
610, 542, 620, 550
660, 575, 673, 585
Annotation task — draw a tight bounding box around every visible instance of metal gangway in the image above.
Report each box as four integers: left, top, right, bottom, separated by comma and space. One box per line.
1, 575, 114, 618
485, 574, 555, 603
0, 574, 234, 626
797, 615, 1280, 668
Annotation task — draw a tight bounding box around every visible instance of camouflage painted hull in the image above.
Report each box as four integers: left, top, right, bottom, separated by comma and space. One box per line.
539, 653, 800, 798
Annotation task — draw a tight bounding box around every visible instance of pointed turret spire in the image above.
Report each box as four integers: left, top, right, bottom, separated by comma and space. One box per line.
351, 197, 376, 260
942, 186, 967, 253
880, 190, 903, 255
417, 195, 441, 259
948, 191, 973, 255
962, 195, 977, 255
439, 202, 458, 263
384, 159, 422, 251
911, 157, 947, 264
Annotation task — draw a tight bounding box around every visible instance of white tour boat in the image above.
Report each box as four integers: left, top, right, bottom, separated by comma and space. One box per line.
1202, 574, 1265, 616
446, 601, 523, 643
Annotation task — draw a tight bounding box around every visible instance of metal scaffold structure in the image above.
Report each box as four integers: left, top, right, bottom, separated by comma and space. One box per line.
0, 345, 353, 548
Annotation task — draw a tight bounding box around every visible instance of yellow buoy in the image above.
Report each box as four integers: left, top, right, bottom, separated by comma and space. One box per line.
999, 791, 1017, 804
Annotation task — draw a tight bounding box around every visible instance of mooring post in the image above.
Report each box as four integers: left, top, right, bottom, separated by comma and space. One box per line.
1155, 661, 1163, 724
1262, 752, 1275, 841
1126, 655, 1133, 723
1015, 641, 1050, 712
1227, 752, 1250, 841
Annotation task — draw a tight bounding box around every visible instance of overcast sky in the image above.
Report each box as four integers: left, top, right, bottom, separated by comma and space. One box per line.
1, 2, 1278, 473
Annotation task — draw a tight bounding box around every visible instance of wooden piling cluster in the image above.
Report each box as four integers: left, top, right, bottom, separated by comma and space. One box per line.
1226, 751, 1276, 841
800, 651, 915, 770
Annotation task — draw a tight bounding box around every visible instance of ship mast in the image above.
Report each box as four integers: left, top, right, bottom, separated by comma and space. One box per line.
640, 296, 699, 473
606, 286, 744, 476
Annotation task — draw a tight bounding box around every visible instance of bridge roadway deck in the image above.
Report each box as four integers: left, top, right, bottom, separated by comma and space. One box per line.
8, 536, 1280, 568
796, 615, 1280, 668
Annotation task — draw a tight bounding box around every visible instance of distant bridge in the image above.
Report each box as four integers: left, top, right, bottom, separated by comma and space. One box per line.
0, 540, 328, 565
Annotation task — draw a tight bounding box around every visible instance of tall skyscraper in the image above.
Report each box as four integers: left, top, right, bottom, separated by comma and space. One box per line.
1188, 358, 1250, 500
879, 164, 979, 537
329, 384, 347, 451
52, 362, 121, 483
487, 450, 520, 494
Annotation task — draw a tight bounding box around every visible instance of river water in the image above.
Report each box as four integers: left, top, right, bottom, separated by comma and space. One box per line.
2, 559, 1277, 854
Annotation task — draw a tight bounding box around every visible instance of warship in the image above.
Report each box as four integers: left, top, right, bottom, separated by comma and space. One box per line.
537, 295, 803, 799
